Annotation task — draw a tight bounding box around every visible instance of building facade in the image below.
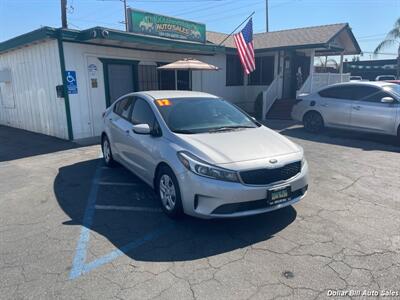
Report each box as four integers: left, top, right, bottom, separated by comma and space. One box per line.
0, 22, 360, 141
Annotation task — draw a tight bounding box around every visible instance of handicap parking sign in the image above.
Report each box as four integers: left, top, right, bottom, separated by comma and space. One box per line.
65, 71, 78, 94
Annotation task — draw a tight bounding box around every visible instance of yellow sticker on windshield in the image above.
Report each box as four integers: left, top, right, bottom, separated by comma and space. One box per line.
156, 99, 171, 106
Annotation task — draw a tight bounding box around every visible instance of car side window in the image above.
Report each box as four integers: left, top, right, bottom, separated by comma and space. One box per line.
131, 98, 155, 130
360, 89, 392, 103
319, 86, 358, 100
114, 97, 133, 119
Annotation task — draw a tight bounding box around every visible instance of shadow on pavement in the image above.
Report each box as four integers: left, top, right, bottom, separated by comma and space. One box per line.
277, 124, 399, 153
0, 125, 80, 162
54, 159, 297, 262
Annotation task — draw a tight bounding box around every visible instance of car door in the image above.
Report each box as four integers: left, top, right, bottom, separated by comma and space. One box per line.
317, 85, 355, 127
349, 86, 398, 133
123, 97, 160, 184
108, 97, 134, 163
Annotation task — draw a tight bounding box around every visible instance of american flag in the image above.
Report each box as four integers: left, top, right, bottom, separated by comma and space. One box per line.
233, 18, 255, 75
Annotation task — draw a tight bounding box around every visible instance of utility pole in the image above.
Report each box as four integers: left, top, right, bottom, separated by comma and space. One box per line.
265, 0, 269, 32
123, 0, 128, 31
61, 0, 67, 28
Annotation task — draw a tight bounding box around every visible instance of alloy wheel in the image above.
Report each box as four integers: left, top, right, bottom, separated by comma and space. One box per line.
103, 139, 111, 163
305, 112, 323, 132
159, 174, 176, 211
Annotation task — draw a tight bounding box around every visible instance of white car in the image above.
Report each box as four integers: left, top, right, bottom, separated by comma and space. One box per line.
292, 81, 400, 139
102, 91, 309, 219
376, 75, 396, 81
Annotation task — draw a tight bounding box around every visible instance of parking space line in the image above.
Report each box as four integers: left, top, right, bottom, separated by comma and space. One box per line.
95, 204, 162, 213
70, 162, 102, 280
69, 160, 174, 280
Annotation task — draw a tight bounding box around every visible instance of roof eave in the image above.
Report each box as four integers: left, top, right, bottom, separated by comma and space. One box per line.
0, 27, 58, 54
0, 26, 225, 55
60, 27, 225, 54
325, 23, 362, 55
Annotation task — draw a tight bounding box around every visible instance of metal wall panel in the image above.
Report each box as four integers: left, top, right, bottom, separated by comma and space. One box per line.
0, 40, 68, 139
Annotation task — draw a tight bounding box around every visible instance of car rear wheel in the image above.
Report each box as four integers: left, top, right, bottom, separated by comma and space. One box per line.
101, 135, 116, 167
397, 125, 400, 145
303, 111, 324, 133
156, 166, 183, 219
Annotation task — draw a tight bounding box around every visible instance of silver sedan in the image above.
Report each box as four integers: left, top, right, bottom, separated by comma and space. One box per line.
102, 91, 308, 219
292, 81, 400, 140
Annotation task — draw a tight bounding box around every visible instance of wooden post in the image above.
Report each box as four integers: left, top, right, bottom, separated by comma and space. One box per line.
339, 52, 344, 78
309, 49, 315, 93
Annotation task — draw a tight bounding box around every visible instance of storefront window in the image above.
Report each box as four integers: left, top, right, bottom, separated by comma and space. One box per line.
158, 69, 176, 90
248, 56, 275, 86
177, 70, 190, 90
138, 64, 158, 91
226, 54, 244, 86
157, 63, 191, 90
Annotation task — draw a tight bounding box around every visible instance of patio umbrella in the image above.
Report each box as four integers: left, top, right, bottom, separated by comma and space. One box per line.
157, 58, 219, 90
157, 58, 219, 71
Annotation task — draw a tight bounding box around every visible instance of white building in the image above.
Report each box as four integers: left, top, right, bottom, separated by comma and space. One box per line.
0, 22, 360, 141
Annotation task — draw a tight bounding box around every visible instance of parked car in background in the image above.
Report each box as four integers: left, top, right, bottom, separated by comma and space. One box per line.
292, 82, 400, 140
376, 75, 396, 81
102, 91, 309, 219
386, 80, 400, 85
350, 76, 362, 81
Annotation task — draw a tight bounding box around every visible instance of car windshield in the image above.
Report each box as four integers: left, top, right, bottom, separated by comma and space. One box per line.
383, 84, 400, 97
154, 97, 259, 134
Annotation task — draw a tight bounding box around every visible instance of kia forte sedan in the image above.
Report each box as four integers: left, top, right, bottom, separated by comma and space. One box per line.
102, 91, 308, 219
292, 82, 400, 140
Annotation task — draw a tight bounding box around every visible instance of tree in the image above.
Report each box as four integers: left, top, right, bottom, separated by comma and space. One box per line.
374, 18, 400, 79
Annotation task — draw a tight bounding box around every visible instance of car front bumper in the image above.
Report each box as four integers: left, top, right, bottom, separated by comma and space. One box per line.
177, 161, 309, 219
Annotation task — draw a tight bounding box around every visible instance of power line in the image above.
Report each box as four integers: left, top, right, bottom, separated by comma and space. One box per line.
173, 0, 237, 17
177, 0, 263, 21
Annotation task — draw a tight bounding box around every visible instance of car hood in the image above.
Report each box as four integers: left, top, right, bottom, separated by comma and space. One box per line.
175, 126, 301, 165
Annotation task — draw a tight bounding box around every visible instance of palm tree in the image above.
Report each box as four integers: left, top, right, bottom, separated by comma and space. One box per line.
374, 18, 400, 79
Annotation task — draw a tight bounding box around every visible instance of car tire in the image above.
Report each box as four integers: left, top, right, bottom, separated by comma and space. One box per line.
156, 166, 184, 219
397, 125, 400, 145
101, 135, 116, 167
303, 111, 324, 133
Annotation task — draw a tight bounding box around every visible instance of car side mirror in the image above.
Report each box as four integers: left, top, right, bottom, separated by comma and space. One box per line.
132, 124, 151, 134
381, 96, 394, 103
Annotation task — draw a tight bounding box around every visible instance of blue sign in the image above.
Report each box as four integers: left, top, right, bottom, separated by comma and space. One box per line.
65, 71, 78, 94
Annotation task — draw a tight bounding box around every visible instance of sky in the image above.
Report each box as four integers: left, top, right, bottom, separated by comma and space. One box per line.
0, 0, 399, 60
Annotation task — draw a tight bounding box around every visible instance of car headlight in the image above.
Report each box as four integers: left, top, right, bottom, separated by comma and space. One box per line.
177, 151, 239, 182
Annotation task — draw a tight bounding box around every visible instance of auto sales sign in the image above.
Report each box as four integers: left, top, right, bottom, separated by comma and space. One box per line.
127, 9, 206, 43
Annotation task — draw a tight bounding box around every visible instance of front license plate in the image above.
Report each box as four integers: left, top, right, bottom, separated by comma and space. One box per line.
268, 186, 291, 206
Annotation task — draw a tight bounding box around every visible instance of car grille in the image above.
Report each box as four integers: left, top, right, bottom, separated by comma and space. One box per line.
211, 185, 307, 215
239, 161, 301, 185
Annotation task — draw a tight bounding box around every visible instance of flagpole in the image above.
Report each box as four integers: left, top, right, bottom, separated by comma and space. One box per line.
217, 11, 255, 46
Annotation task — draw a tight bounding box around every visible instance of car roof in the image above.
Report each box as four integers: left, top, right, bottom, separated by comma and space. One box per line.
138, 90, 219, 100
325, 81, 396, 88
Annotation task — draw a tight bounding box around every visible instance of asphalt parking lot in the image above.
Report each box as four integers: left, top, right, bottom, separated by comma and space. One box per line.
1, 123, 400, 300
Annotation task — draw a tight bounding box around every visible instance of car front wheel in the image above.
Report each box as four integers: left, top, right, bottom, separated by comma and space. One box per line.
303, 111, 324, 133
101, 135, 116, 167
156, 166, 183, 219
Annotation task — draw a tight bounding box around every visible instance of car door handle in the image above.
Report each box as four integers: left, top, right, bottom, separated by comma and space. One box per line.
321, 103, 328, 107
352, 105, 361, 110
